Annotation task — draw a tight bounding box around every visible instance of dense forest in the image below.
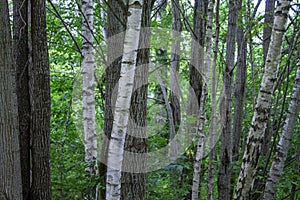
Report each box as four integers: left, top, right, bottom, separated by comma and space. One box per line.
0, 0, 299, 199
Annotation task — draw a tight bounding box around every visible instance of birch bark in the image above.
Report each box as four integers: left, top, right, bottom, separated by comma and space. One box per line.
121, 1, 152, 199
263, 65, 300, 199
101, 1, 126, 198
191, 1, 214, 199
106, 1, 143, 199
234, 1, 291, 199
81, 0, 98, 199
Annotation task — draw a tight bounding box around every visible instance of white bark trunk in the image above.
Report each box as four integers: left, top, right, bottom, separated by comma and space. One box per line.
82, 3, 98, 198
263, 65, 300, 200
106, 1, 143, 199
191, 1, 214, 199
234, 1, 291, 199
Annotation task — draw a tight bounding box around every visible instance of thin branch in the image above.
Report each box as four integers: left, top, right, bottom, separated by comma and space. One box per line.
47, 0, 82, 56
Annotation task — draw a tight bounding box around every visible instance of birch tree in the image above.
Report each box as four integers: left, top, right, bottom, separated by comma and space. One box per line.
191, 1, 214, 199
121, 1, 152, 199
101, 0, 126, 198
81, 0, 98, 198
234, 1, 291, 199
208, 0, 220, 199
263, 65, 300, 199
106, 1, 144, 199
0, 0, 23, 199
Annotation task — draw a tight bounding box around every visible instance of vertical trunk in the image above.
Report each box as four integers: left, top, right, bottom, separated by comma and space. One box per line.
189, 0, 208, 197
191, 0, 214, 199
290, 131, 300, 200
170, 0, 182, 140
81, 0, 98, 199
169, 0, 182, 190
234, 1, 291, 199
263, 0, 275, 61
106, 1, 144, 199
30, 0, 52, 199
231, 0, 247, 196
0, 1, 23, 199
218, 0, 237, 199
263, 66, 300, 199
101, 1, 126, 198
13, 0, 31, 199
232, 0, 246, 166
261, 0, 275, 156
189, 0, 207, 111
121, 1, 151, 199
207, 1, 220, 199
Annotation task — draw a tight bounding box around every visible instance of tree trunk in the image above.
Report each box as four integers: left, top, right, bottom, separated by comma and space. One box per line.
81, 0, 98, 199
30, 0, 52, 199
234, 1, 291, 199
207, 0, 220, 198
191, 0, 214, 199
121, 1, 152, 199
218, 0, 238, 199
0, 1, 23, 199
169, 0, 182, 157
101, 1, 126, 198
106, 1, 144, 199
231, 0, 247, 197
263, 65, 300, 199
290, 130, 300, 200
13, 0, 31, 199
261, 0, 275, 156
263, 0, 275, 61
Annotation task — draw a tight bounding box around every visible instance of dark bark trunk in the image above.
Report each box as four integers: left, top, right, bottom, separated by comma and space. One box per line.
13, 0, 31, 199
218, 0, 237, 199
0, 0, 23, 199
100, 1, 127, 198
263, 0, 275, 61
121, 1, 152, 199
30, 0, 52, 199
231, 0, 246, 197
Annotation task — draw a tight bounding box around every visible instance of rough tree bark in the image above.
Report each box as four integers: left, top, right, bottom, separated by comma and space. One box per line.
218, 0, 238, 199
170, 0, 182, 135
234, 1, 291, 199
0, 0, 23, 199
13, 0, 31, 199
121, 0, 152, 199
30, 0, 52, 198
290, 130, 300, 200
191, 1, 213, 199
231, 0, 247, 197
263, 65, 300, 199
261, 0, 275, 156
101, 1, 126, 198
106, 1, 144, 199
263, 0, 275, 62
207, 0, 220, 199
